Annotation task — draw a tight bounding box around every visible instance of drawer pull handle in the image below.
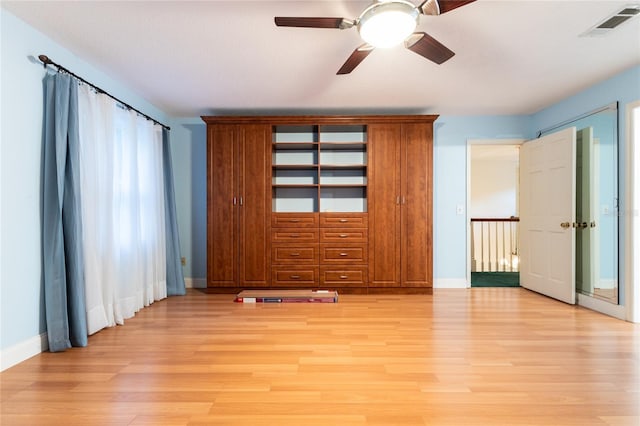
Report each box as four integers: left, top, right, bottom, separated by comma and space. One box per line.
339, 252, 348, 257
339, 234, 348, 238
290, 275, 300, 279
339, 219, 348, 223
339, 275, 348, 279
290, 252, 300, 257
290, 219, 300, 223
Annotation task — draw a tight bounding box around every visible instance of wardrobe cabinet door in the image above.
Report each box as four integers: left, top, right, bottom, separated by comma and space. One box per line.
401, 123, 433, 288
207, 125, 238, 287
368, 124, 401, 287
239, 125, 271, 287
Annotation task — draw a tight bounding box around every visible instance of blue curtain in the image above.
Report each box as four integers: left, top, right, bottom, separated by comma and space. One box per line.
42, 73, 88, 351
162, 128, 186, 296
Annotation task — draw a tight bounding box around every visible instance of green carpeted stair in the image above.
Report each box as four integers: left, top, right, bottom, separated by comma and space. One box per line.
471, 272, 520, 287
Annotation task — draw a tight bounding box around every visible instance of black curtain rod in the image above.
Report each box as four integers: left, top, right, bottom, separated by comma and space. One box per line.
535, 102, 617, 138
38, 54, 170, 131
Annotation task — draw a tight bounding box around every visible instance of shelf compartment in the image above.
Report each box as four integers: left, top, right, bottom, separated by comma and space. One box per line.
320, 187, 367, 213
273, 187, 318, 213
272, 164, 318, 169
273, 125, 319, 143
320, 164, 367, 169
319, 148, 366, 166
273, 169, 318, 185
272, 142, 319, 150
319, 125, 367, 143
320, 142, 367, 150
321, 184, 367, 188
320, 169, 367, 185
273, 149, 317, 166
273, 184, 319, 188
272, 124, 368, 213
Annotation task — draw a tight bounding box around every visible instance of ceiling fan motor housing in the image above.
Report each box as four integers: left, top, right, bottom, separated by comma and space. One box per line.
357, 0, 420, 48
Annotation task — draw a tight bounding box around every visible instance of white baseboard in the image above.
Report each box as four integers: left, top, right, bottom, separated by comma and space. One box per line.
577, 293, 626, 321
0, 332, 48, 372
185, 277, 206, 289
434, 278, 469, 289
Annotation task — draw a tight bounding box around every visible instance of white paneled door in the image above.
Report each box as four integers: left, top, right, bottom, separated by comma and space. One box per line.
520, 127, 577, 304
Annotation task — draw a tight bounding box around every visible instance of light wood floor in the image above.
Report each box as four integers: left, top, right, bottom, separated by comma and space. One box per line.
1, 288, 639, 426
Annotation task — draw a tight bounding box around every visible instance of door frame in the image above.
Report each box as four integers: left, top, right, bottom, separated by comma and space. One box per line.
466, 138, 525, 287
625, 100, 640, 323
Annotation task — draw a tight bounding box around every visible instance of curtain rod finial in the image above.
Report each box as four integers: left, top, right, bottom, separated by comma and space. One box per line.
38, 55, 52, 66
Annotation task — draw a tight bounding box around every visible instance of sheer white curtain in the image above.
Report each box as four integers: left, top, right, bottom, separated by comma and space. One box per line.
77, 85, 166, 335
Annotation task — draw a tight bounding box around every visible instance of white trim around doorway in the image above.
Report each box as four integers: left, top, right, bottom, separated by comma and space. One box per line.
625, 100, 640, 323
465, 139, 525, 288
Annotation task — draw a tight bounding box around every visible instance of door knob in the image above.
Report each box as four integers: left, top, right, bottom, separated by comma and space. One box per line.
560, 222, 571, 229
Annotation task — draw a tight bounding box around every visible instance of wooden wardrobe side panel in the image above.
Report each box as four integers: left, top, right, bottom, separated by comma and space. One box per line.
401, 123, 433, 287
238, 125, 271, 287
368, 123, 401, 287
207, 125, 237, 287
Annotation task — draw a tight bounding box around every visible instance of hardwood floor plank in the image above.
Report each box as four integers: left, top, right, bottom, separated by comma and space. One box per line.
1, 288, 638, 425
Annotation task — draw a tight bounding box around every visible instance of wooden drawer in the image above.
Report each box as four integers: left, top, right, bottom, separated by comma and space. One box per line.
272, 244, 319, 264
320, 243, 368, 264
319, 213, 368, 228
272, 213, 319, 228
320, 266, 367, 287
320, 228, 367, 243
272, 266, 319, 287
272, 228, 319, 243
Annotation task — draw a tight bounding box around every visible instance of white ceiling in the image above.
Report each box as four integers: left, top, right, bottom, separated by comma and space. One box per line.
3, 0, 640, 117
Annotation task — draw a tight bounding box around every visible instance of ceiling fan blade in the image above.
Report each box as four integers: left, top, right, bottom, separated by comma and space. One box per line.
337, 44, 374, 75
438, 0, 477, 14
274, 17, 352, 29
405, 32, 455, 65
419, 0, 476, 15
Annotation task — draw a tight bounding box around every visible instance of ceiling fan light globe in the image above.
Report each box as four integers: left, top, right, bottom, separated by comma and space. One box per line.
358, 1, 419, 48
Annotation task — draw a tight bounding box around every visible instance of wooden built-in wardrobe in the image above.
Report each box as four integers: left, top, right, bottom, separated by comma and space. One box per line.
202, 115, 436, 293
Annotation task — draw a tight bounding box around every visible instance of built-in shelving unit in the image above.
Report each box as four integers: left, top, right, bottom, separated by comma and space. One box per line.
272, 125, 367, 213
203, 114, 436, 292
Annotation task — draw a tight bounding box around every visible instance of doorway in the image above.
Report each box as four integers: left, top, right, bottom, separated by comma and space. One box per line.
467, 140, 523, 288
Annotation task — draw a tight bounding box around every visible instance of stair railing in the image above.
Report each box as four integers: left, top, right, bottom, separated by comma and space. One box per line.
470, 217, 520, 272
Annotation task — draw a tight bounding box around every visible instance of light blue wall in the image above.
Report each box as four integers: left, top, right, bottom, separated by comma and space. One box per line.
432, 116, 529, 280
0, 9, 170, 352
168, 118, 207, 280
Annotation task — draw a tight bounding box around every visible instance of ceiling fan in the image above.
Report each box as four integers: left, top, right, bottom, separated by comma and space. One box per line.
275, 0, 476, 74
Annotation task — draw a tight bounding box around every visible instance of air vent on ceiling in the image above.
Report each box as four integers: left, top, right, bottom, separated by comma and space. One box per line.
581, 4, 640, 37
